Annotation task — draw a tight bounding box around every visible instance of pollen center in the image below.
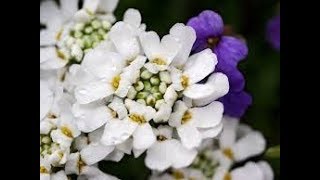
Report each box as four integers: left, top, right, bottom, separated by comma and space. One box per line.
180, 75, 189, 88
61, 126, 73, 138
40, 166, 48, 174
56, 49, 66, 60
181, 111, 192, 124
172, 170, 185, 179
78, 159, 86, 173
112, 75, 121, 90
223, 172, 232, 180
156, 135, 168, 141
129, 114, 146, 124
152, 58, 167, 65
222, 148, 234, 160
207, 37, 220, 48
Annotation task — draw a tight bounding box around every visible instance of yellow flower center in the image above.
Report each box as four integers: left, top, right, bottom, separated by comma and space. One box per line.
40, 166, 48, 174
222, 148, 234, 160
223, 172, 232, 180
78, 159, 86, 173
172, 170, 185, 179
129, 114, 146, 124
56, 49, 66, 60
112, 75, 121, 90
61, 126, 73, 138
56, 29, 63, 41
181, 75, 189, 88
156, 135, 167, 141
181, 111, 192, 124
152, 58, 167, 65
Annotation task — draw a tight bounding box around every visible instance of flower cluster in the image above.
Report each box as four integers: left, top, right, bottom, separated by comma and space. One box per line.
149, 116, 274, 180
187, 10, 252, 118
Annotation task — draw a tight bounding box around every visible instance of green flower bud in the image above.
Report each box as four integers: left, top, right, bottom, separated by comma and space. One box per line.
91, 20, 102, 29
127, 87, 137, 99
159, 82, 167, 94
155, 99, 165, 110
153, 92, 163, 100
150, 76, 160, 85
146, 95, 156, 106
141, 70, 153, 80
136, 99, 146, 105
134, 81, 144, 91
143, 81, 152, 91
159, 71, 172, 84
136, 92, 149, 99
150, 86, 159, 93
84, 26, 93, 34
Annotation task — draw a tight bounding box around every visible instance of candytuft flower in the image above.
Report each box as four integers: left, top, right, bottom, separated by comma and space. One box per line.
187, 10, 252, 118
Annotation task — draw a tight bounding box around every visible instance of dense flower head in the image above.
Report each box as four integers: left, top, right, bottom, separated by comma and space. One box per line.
67, 8, 230, 171
149, 116, 273, 180
187, 10, 252, 118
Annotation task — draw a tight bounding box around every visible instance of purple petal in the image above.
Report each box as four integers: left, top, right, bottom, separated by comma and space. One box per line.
219, 68, 245, 92
187, 10, 224, 39
214, 36, 248, 69
191, 38, 208, 53
219, 91, 252, 118
266, 15, 280, 51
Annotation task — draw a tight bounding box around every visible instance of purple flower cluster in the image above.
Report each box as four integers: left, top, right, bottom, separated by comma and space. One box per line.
187, 10, 252, 118
266, 15, 280, 51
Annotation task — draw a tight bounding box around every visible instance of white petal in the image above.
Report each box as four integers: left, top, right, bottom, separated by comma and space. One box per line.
123, 8, 141, 28
75, 80, 113, 104
104, 149, 125, 162
40, 29, 56, 46
169, 67, 184, 91
237, 124, 253, 138
212, 150, 233, 169
109, 22, 141, 60
192, 101, 223, 128
133, 123, 156, 150
233, 131, 266, 161
145, 141, 173, 171
40, 173, 50, 180
171, 139, 197, 168
108, 97, 128, 119
74, 134, 89, 151
177, 123, 202, 149
97, 0, 119, 13
83, 0, 99, 12
68, 64, 95, 87
219, 116, 239, 148
51, 170, 68, 180
88, 126, 105, 143
212, 167, 229, 180
40, 0, 61, 25
163, 85, 178, 106
80, 166, 120, 180
257, 161, 274, 180
40, 47, 68, 70
170, 23, 196, 68
159, 34, 181, 65
183, 49, 217, 84
80, 142, 115, 165
139, 31, 160, 61
65, 152, 80, 175
125, 99, 156, 121
231, 161, 264, 180
168, 101, 188, 127
116, 138, 133, 154
199, 122, 223, 139
144, 62, 160, 74
155, 125, 173, 139
185, 72, 229, 106
50, 129, 73, 148
59, 115, 81, 138
101, 118, 138, 146
40, 120, 54, 134
60, 0, 79, 19
40, 80, 53, 120
73, 9, 92, 22
153, 103, 172, 123
72, 102, 113, 132
133, 148, 146, 158
82, 49, 125, 79
115, 56, 146, 97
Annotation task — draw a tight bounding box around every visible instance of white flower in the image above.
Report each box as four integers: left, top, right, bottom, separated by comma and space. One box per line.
145, 125, 197, 171
65, 152, 120, 180
212, 161, 274, 180
212, 116, 266, 169
40, 0, 119, 70
169, 100, 224, 149
101, 99, 156, 151
149, 168, 206, 180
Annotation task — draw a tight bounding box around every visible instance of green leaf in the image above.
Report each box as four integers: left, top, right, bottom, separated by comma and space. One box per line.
265, 145, 280, 158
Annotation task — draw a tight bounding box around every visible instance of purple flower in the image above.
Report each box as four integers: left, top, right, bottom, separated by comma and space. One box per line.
187, 10, 251, 118
266, 15, 280, 51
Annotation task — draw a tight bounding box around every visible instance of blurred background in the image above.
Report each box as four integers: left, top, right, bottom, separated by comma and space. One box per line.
108, 0, 280, 179
41, 0, 280, 179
